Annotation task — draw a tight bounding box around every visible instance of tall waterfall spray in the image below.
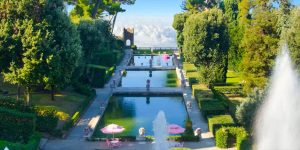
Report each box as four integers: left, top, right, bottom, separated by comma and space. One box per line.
153, 111, 169, 150
255, 44, 300, 149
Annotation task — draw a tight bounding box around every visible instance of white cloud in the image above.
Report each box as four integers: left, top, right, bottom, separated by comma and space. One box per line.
113, 16, 177, 47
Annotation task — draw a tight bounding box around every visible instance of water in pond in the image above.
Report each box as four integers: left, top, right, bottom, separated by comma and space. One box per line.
130, 55, 174, 67
94, 96, 187, 137
121, 71, 168, 87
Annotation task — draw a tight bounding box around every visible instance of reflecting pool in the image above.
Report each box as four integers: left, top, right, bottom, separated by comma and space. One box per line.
130, 55, 174, 67
94, 96, 187, 137
121, 71, 168, 87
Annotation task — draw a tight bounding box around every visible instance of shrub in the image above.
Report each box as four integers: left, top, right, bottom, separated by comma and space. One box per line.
200, 100, 226, 118
0, 107, 35, 143
0, 96, 33, 112
215, 127, 250, 150
208, 115, 235, 135
0, 133, 41, 150
63, 91, 95, 131
0, 96, 59, 133
35, 106, 59, 132
213, 86, 243, 95
73, 82, 95, 96
131, 45, 137, 50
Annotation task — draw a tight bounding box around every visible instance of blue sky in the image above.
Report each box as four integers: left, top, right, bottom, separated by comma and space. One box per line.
115, 0, 300, 47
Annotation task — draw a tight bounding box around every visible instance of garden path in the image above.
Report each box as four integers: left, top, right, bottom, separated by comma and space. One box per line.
67, 49, 132, 140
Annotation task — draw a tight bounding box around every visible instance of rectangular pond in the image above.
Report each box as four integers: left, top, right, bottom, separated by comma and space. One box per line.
120, 70, 178, 87
130, 55, 174, 67
93, 96, 188, 138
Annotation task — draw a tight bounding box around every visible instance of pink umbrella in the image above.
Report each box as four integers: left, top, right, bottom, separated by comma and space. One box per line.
162, 54, 170, 61
101, 124, 125, 138
168, 124, 185, 134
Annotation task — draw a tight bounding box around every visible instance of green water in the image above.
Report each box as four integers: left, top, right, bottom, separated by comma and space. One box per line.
94, 96, 187, 138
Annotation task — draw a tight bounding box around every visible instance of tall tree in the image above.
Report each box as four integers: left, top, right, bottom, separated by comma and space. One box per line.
241, 0, 279, 93
0, 0, 82, 102
224, 0, 242, 70
43, 0, 82, 101
173, 12, 189, 54
183, 8, 229, 84
288, 8, 300, 72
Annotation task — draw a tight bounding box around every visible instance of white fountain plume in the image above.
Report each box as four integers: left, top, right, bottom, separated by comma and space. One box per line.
255, 44, 300, 150
153, 111, 169, 150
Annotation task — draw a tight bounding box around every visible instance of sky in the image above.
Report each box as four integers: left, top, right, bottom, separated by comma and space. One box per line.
113, 0, 183, 47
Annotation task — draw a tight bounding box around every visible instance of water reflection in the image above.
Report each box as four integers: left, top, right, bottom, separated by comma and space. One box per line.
132, 55, 174, 67
96, 96, 187, 137
121, 71, 167, 87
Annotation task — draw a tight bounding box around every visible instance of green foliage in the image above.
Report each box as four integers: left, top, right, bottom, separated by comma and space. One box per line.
0, 133, 41, 150
70, 0, 135, 21
166, 71, 178, 87
224, 0, 243, 70
0, 96, 59, 133
35, 106, 59, 132
0, 107, 35, 143
241, 3, 279, 93
200, 100, 226, 118
215, 127, 250, 150
183, 8, 229, 84
131, 45, 137, 50
208, 115, 235, 135
173, 13, 189, 51
236, 89, 264, 132
288, 8, 300, 72
73, 82, 95, 96
213, 86, 243, 95
0, 96, 33, 112
0, 0, 82, 102
63, 91, 95, 130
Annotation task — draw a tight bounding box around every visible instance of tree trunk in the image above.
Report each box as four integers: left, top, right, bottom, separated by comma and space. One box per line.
51, 85, 55, 101
17, 84, 21, 101
111, 13, 118, 33
92, 0, 102, 19
25, 87, 30, 105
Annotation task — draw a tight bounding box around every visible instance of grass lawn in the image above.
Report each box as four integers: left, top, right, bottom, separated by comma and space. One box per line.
226, 70, 243, 85
183, 62, 197, 73
166, 70, 179, 87
30, 92, 87, 121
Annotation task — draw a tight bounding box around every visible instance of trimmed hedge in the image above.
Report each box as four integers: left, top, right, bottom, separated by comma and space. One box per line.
0, 96, 59, 133
215, 127, 250, 150
208, 115, 235, 135
200, 100, 226, 118
0, 107, 35, 143
0, 133, 41, 150
35, 106, 58, 132
0, 96, 33, 112
213, 86, 242, 95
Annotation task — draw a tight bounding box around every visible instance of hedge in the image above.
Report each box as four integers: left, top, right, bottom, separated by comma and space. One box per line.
35, 106, 58, 132
0, 133, 41, 150
213, 86, 243, 95
0, 107, 35, 143
208, 115, 235, 135
0, 96, 33, 112
200, 100, 226, 118
0, 96, 59, 133
215, 127, 250, 150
